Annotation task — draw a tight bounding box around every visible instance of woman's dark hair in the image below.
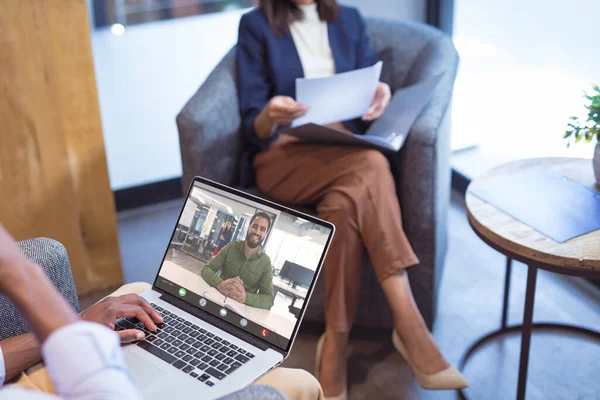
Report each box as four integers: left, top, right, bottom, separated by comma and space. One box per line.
259, 0, 339, 36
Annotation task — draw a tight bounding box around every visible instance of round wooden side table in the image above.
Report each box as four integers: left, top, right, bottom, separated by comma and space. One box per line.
458, 157, 600, 400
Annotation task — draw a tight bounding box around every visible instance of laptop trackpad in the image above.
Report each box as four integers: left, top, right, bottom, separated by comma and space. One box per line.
126, 352, 167, 389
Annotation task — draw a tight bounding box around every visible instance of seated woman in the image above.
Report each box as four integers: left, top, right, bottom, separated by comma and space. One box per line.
235, 0, 468, 398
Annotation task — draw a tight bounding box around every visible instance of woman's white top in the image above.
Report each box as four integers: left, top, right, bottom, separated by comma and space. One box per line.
289, 2, 335, 79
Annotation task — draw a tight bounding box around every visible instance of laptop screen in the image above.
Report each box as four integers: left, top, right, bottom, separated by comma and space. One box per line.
153, 178, 334, 351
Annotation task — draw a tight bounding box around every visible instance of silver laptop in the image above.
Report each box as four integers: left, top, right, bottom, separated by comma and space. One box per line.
119, 176, 334, 399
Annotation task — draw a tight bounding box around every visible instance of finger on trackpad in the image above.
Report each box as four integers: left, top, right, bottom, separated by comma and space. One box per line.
125, 352, 166, 389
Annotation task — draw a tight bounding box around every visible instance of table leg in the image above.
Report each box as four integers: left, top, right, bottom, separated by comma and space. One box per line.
501, 258, 513, 329
516, 265, 538, 400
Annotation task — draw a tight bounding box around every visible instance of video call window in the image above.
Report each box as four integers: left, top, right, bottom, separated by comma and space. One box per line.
156, 182, 331, 348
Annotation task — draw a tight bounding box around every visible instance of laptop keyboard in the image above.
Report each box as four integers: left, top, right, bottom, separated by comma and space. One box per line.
114, 302, 255, 387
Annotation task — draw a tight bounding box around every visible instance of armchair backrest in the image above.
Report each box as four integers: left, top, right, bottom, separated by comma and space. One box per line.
0, 238, 79, 341
364, 19, 450, 90
178, 48, 242, 189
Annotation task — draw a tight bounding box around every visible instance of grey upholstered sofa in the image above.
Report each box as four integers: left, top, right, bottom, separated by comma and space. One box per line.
177, 18, 459, 330
1, 238, 285, 399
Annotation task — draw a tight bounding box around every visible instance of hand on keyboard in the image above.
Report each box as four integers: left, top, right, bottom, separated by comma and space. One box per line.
80, 294, 164, 343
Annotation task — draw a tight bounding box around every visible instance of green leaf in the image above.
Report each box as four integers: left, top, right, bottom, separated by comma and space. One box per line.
563, 84, 600, 143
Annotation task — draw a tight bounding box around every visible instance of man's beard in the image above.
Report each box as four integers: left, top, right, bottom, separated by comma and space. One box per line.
245, 233, 261, 249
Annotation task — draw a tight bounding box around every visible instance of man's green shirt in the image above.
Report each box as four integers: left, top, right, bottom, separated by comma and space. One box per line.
201, 241, 274, 310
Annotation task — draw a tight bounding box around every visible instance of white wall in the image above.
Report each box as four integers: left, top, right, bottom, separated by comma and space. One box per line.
265, 230, 325, 271
90, 1, 426, 190
179, 198, 198, 228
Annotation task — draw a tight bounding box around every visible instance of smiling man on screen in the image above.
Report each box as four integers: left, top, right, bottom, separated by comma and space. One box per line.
201, 212, 275, 310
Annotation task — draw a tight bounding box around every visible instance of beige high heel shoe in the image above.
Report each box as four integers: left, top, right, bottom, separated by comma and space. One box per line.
315, 333, 348, 400
392, 330, 469, 390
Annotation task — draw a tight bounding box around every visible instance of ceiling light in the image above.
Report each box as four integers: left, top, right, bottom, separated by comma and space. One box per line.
110, 23, 125, 36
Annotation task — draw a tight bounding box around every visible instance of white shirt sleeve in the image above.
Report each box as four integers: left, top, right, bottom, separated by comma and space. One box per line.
0, 344, 5, 389
0, 322, 142, 400
0, 387, 59, 399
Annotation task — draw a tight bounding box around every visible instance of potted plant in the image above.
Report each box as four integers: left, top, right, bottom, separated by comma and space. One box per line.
564, 84, 600, 185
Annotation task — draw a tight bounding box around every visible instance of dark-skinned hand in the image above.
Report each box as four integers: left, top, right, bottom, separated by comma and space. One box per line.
80, 294, 163, 343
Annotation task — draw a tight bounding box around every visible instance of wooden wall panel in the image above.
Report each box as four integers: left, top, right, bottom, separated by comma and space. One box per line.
0, 0, 123, 295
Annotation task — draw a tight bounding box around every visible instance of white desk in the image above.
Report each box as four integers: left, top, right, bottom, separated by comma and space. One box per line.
273, 277, 307, 308
160, 260, 296, 338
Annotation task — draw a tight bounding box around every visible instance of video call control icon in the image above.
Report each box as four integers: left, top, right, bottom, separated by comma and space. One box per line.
220, 308, 228, 317
240, 318, 248, 327
261, 328, 269, 337
178, 288, 186, 297
199, 298, 207, 307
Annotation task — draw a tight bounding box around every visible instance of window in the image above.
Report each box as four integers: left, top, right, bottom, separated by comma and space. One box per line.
93, 0, 255, 27
451, 0, 599, 178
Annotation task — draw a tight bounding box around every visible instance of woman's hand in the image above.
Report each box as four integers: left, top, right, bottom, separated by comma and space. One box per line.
254, 96, 308, 140
265, 96, 309, 126
363, 82, 391, 121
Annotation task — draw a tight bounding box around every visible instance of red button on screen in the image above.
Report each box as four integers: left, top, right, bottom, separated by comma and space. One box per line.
261, 328, 269, 337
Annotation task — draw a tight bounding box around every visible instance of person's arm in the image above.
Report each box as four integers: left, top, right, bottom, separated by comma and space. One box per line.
42, 322, 142, 399
0, 293, 162, 389
0, 260, 78, 345
237, 14, 275, 144
236, 15, 307, 143
244, 260, 275, 310
353, 7, 379, 69
0, 224, 142, 399
201, 244, 229, 288
0, 334, 40, 385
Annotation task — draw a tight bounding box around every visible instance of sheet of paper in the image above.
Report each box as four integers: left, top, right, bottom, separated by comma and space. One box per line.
224, 297, 247, 316
292, 61, 382, 127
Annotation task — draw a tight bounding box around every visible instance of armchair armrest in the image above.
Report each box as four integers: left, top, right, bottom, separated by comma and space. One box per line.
0, 238, 79, 341
390, 33, 458, 327
406, 34, 459, 148
366, 19, 458, 148
176, 48, 242, 189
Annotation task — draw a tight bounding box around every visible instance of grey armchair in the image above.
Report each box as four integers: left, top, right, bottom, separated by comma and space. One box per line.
177, 18, 459, 330
0, 238, 80, 341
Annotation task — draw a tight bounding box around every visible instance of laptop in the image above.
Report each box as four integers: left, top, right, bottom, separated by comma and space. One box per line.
118, 176, 335, 399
